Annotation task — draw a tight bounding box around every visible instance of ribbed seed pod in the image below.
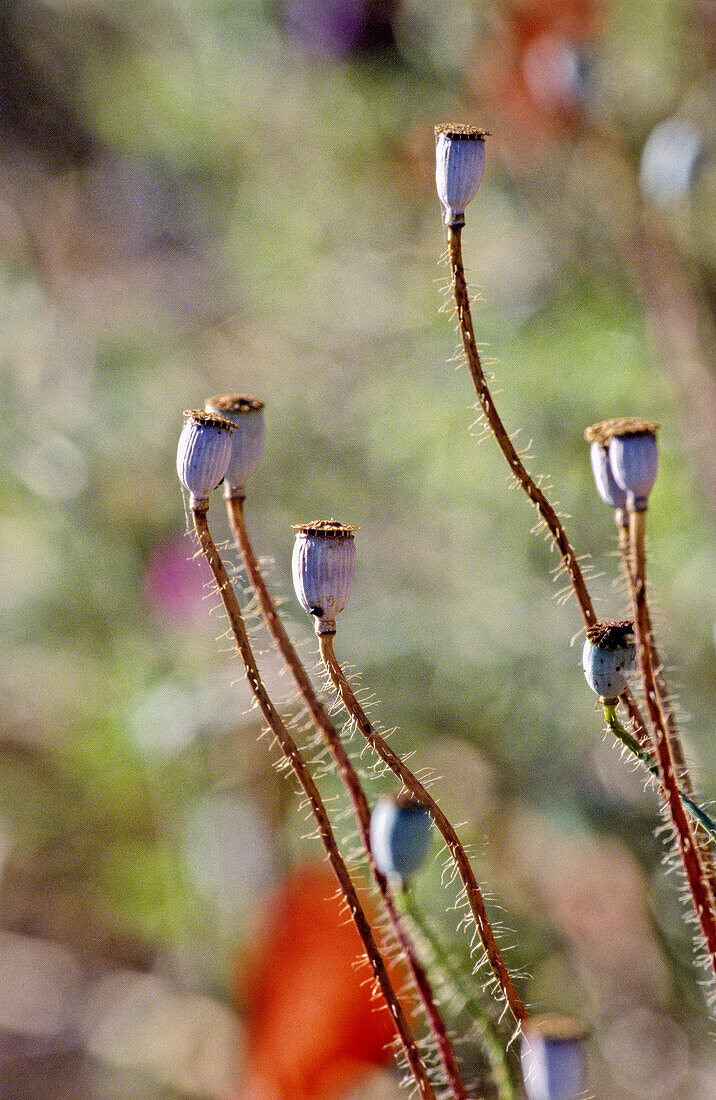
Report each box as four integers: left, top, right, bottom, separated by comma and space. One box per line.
582, 620, 636, 702
587, 439, 627, 522
370, 795, 433, 880
520, 1015, 587, 1100
435, 124, 487, 227
585, 418, 659, 511
292, 520, 357, 635
204, 394, 265, 495
176, 410, 234, 509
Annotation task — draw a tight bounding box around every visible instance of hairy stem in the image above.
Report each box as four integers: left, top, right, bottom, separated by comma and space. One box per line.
226, 494, 467, 1099
398, 888, 519, 1100
447, 225, 653, 755
603, 705, 716, 845
617, 527, 716, 901
318, 630, 528, 1026
191, 505, 436, 1100
629, 508, 716, 980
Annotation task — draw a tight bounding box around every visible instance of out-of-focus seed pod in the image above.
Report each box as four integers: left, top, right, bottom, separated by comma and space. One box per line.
639, 117, 706, 208
204, 394, 265, 496
582, 620, 636, 702
370, 795, 433, 880
435, 124, 487, 228
292, 520, 357, 635
585, 418, 659, 511
586, 438, 627, 524
176, 409, 233, 510
520, 1015, 588, 1100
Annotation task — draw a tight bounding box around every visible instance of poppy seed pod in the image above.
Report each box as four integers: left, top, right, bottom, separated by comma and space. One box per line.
176, 410, 234, 510
435, 125, 487, 227
585, 418, 659, 511
204, 394, 265, 496
370, 795, 433, 880
586, 439, 627, 522
582, 621, 636, 702
520, 1015, 588, 1100
292, 521, 357, 635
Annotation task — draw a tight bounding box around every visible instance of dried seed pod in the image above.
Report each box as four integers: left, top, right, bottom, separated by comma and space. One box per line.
204, 394, 265, 496
176, 410, 233, 510
370, 795, 433, 880
587, 439, 627, 522
435, 124, 487, 227
520, 1015, 588, 1100
292, 521, 357, 635
582, 621, 636, 702
585, 418, 659, 512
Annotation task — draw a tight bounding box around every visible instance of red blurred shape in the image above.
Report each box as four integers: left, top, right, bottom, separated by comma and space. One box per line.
238, 864, 402, 1100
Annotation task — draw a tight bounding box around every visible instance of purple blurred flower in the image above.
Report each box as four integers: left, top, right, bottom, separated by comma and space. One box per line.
144, 534, 213, 625
283, 0, 396, 60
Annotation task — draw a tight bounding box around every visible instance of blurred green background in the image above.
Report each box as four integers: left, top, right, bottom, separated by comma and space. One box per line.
1, 0, 716, 1096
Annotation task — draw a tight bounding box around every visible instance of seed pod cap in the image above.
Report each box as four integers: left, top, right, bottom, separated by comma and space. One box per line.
292, 521, 357, 635
435, 125, 488, 227
177, 409, 234, 509
204, 394, 265, 494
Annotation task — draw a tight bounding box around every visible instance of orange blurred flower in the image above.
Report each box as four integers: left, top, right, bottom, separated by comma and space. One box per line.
235, 864, 407, 1100
469, 0, 604, 160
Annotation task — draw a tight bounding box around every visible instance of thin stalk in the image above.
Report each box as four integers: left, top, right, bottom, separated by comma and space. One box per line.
191, 505, 436, 1100
446, 225, 596, 631
446, 225, 653, 755
398, 888, 519, 1100
603, 704, 716, 845
628, 508, 716, 980
226, 494, 467, 1098
318, 630, 528, 1027
617, 526, 716, 902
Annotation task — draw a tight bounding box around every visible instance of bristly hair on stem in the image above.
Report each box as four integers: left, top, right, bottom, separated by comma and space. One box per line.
189, 503, 437, 1100
627, 507, 716, 986
224, 493, 468, 1100
317, 629, 528, 1028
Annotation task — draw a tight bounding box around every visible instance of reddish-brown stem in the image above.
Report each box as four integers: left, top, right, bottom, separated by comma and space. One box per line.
226, 494, 467, 1100
191, 506, 436, 1100
318, 630, 528, 1027
447, 226, 655, 757
447, 225, 596, 631
629, 508, 716, 978
617, 520, 716, 900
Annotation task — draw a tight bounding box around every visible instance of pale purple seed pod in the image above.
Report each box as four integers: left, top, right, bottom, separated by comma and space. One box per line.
609, 433, 658, 512
520, 1015, 588, 1100
292, 520, 357, 635
582, 620, 636, 702
588, 441, 627, 520
204, 394, 265, 496
585, 417, 659, 512
435, 124, 487, 228
176, 409, 234, 510
370, 795, 433, 880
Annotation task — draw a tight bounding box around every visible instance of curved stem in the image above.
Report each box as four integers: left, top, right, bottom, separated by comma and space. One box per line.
191, 505, 436, 1100
603, 705, 716, 845
318, 630, 528, 1027
629, 509, 716, 980
447, 224, 656, 767
226, 494, 467, 1100
447, 225, 596, 631
398, 888, 519, 1100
